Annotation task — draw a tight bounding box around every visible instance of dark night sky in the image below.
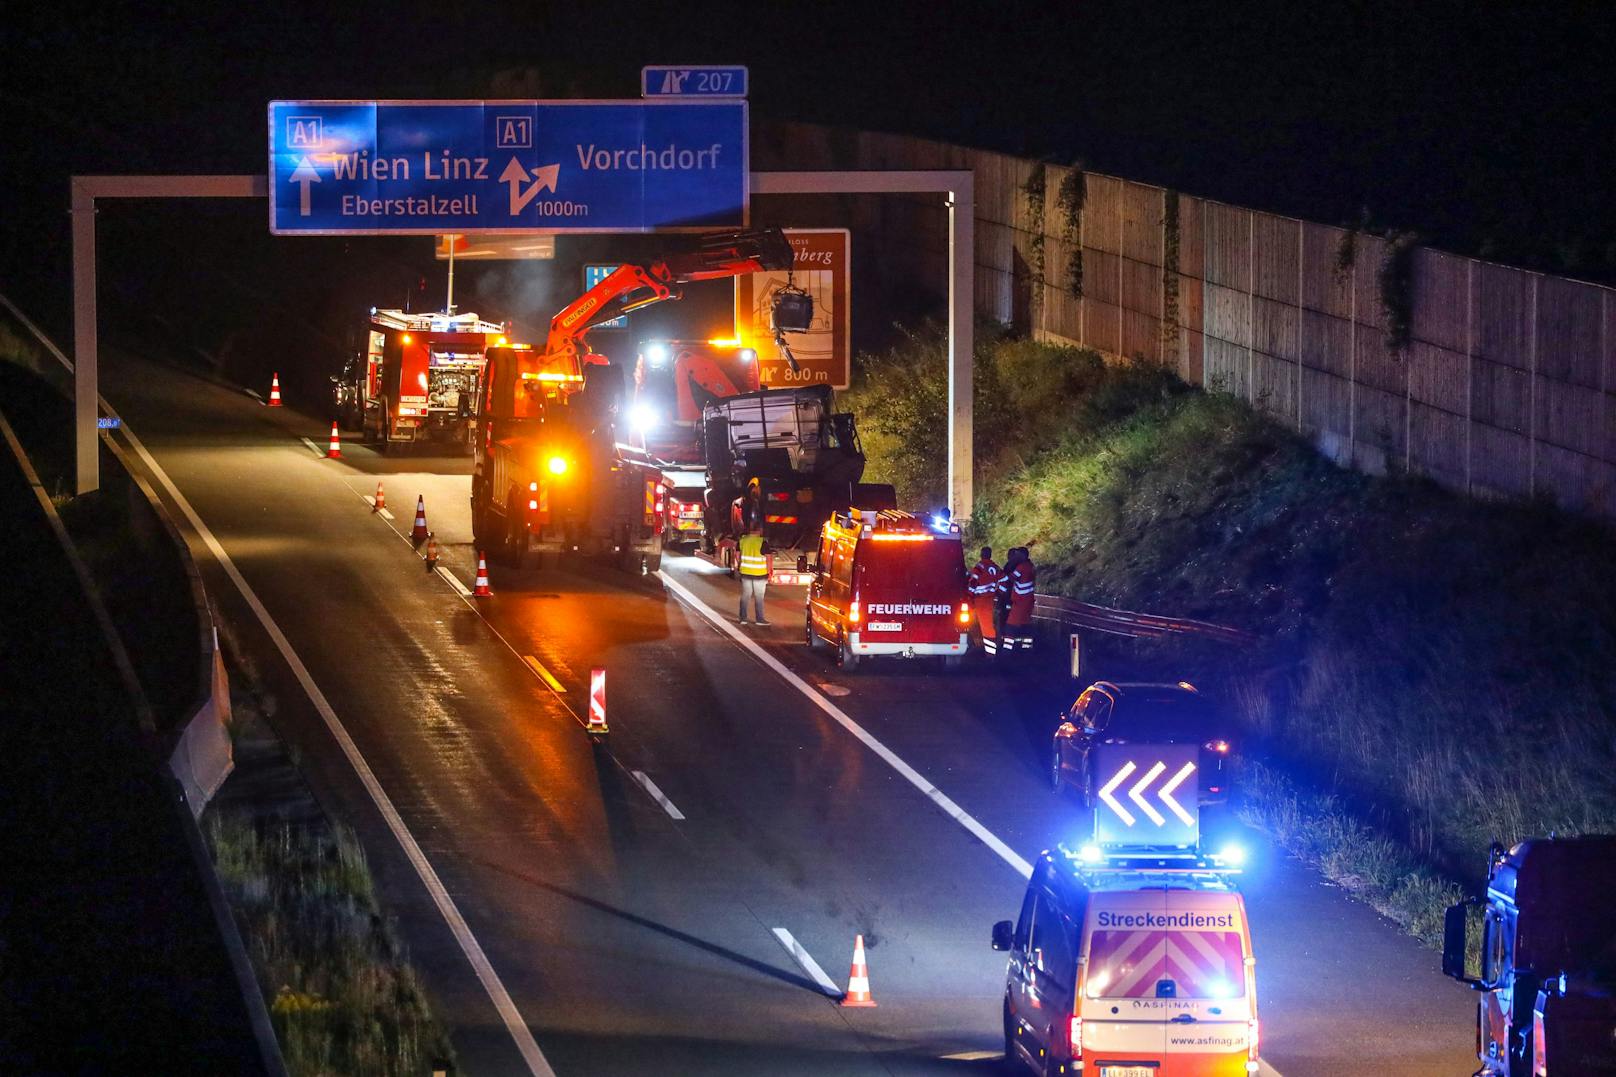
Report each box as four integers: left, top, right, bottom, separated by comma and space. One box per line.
4, 1, 1612, 378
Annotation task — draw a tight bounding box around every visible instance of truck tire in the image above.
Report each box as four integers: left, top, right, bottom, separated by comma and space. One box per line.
471, 492, 494, 552
505, 493, 529, 568
838, 633, 860, 673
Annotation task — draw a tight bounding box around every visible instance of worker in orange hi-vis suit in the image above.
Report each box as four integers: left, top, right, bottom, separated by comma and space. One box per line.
966, 546, 1004, 655
1001, 546, 1038, 652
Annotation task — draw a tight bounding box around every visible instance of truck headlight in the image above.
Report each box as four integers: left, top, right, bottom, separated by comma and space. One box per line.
629, 403, 658, 433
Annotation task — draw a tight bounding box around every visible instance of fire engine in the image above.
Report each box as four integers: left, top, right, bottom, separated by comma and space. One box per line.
1443, 836, 1616, 1076
470, 229, 794, 572
805, 509, 971, 670
346, 309, 509, 451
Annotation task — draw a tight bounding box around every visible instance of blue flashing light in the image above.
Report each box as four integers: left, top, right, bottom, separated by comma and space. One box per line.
1078, 843, 1104, 865
645, 342, 669, 366
1215, 843, 1247, 867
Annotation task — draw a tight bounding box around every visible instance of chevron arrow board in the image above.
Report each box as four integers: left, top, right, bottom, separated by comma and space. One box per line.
1092, 742, 1200, 848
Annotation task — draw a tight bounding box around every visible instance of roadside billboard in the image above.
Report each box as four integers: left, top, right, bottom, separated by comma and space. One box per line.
734, 228, 850, 390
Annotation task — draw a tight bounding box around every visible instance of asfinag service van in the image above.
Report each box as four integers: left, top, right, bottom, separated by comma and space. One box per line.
993, 848, 1260, 1077
805, 508, 971, 671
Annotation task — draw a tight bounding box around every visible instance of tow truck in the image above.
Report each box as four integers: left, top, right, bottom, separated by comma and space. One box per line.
345, 309, 509, 451
470, 229, 795, 572
1443, 836, 1616, 1076
625, 338, 763, 551
698, 383, 893, 584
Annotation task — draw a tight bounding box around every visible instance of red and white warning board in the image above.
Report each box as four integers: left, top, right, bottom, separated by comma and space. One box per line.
734, 228, 851, 390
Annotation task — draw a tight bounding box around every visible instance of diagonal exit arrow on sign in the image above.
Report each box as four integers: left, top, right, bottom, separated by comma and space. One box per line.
499, 158, 562, 216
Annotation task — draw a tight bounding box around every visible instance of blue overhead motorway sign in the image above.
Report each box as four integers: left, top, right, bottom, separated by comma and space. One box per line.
268, 100, 748, 235
641, 66, 749, 97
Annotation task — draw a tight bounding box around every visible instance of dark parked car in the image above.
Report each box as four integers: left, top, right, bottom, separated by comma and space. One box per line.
1051, 680, 1235, 805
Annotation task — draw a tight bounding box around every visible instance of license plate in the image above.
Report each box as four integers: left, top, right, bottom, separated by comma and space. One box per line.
867, 622, 901, 632
1099, 1067, 1155, 1077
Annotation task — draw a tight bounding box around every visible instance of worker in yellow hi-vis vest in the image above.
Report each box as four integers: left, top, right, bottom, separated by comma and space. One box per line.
736, 526, 773, 625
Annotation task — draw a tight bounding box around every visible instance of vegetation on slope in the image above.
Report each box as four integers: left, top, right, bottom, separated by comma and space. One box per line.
844, 323, 1616, 937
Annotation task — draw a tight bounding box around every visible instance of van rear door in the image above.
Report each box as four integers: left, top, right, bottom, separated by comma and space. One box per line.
1081, 890, 1252, 1074
854, 536, 966, 643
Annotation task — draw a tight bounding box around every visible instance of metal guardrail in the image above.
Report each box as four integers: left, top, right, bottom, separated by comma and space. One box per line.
1032, 593, 1254, 646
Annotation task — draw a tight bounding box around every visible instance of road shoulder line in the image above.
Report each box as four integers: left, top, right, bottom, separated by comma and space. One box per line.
659, 570, 1034, 879
111, 418, 555, 1077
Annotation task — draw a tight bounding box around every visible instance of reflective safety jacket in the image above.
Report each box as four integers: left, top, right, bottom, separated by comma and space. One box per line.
966, 558, 1003, 597
737, 533, 771, 578
1004, 559, 1037, 625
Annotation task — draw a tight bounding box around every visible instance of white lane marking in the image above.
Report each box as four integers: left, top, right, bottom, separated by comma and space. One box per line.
299, 436, 324, 458
437, 565, 472, 597
940, 1050, 999, 1061
110, 419, 555, 1077
630, 770, 685, 820
522, 655, 568, 694
771, 928, 842, 998
363, 495, 395, 521
660, 571, 1034, 880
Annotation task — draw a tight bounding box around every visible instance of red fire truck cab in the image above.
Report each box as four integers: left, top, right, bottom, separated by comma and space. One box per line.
357, 309, 509, 451
805, 508, 971, 672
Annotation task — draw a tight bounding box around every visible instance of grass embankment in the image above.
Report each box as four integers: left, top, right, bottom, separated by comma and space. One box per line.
207, 804, 452, 1074
844, 324, 1616, 943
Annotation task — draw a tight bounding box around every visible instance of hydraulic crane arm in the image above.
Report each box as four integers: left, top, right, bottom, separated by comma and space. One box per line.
541, 228, 794, 368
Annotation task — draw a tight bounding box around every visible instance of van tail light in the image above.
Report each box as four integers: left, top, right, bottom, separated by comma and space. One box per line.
1247, 1017, 1260, 1063
958, 601, 971, 625
1206, 739, 1231, 754
849, 600, 860, 624
1068, 1015, 1083, 1059
767, 491, 790, 501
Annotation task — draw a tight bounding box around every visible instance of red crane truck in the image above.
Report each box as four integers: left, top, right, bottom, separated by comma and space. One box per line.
470, 229, 794, 573
1443, 835, 1616, 1076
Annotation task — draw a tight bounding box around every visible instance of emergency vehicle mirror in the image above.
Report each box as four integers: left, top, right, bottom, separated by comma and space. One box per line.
991, 920, 1014, 952
796, 553, 808, 573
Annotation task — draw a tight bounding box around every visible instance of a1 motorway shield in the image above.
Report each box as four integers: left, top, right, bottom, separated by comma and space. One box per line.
1092, 742, 1200, 848
269, 100, 747, 235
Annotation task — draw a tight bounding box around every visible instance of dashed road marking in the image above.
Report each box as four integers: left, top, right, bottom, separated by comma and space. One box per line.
437, 565, 472, 597
299, 436, 325, 458
630, 770, 685, 820
363, 495, 395, 521
522, 655, 567, 693
940, 1050, 999, 1061
771, 928, 842, 998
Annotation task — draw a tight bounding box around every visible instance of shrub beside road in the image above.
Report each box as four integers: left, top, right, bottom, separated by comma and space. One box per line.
845, 324, 1616, 941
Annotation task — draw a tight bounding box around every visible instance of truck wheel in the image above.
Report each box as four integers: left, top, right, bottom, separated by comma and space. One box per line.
505, 494, 528, 568
642, 549, 662, 574
838, 634, 860, 673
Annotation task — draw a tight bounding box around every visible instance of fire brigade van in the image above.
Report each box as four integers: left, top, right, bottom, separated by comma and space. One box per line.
994, 847, 1261, 1077
805, 508, 971, 671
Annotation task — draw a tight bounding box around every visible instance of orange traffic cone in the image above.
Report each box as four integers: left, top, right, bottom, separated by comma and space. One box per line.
372, 480, 386, 513
841, 934, 877, 1007
326, 421, 342, 458
423, 532, 441, 571
410, 495, 428, 547
267, 373, 283, 407
586, 668, 609, 735
473, 552, 492, 597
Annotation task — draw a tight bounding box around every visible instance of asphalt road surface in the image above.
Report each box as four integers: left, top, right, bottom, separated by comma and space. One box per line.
102, 352, 1479, 1076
